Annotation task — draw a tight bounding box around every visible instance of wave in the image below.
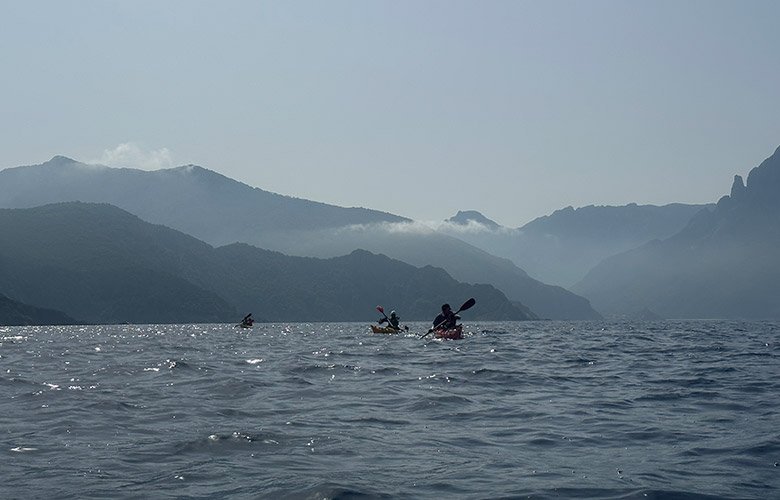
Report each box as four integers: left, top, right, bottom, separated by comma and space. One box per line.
1, 321, 777, 500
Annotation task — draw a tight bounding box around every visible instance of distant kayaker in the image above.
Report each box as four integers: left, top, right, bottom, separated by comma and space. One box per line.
379, 310, 401, 330
240, 313, 254, 327
433, 303, 459, 330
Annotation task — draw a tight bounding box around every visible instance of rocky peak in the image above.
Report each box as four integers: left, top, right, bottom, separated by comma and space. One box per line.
744, 145, 780, 205
447, 210, 501, 229
37, 156, 79, 168
49, 155, 77, 164
730, 175, 746, 200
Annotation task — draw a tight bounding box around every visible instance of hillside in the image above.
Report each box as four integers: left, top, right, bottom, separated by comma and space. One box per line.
0, 156, 406, 239
0, 203, 238, 323
439, 204, 709, 287
572, 145, 780, 319
0, 157, 601, 320
208, 245, 537, 322
258, 223, 600, 320
0, 203, 534, 323
0, 293, 79, 326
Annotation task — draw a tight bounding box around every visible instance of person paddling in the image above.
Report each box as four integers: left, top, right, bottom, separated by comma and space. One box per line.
378, 310, 402, 330
240, 313, 254, 327
433, 303, 459, 330
421, 298, 475, 339
376, 306, 408, 331
389, 311, 402, 329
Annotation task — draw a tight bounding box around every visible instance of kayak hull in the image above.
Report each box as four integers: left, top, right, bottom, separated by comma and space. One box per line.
370, 324, 401, 334
434, 325, 463, 340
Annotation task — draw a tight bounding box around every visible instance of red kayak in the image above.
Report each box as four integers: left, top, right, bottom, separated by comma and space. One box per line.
434, 325, 463, 340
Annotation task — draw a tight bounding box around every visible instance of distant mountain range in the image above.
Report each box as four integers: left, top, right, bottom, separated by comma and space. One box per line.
0, 157, 601, 320
440, 203, 710, 287
0, 156, 408, 235
0, 203, 534, 324
9, 144, 775, 321
572, 145, 780, 319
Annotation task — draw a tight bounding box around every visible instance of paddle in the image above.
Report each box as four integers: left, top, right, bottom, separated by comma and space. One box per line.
237, 313, 253, 328
376, 305, 407, 332
420, 297, 476, 339
376, 305, 390, 324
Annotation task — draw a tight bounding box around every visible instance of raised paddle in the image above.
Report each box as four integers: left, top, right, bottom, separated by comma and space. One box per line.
376, 305, 407, 332
420, 297, 476, 339
376, 305, 390, 323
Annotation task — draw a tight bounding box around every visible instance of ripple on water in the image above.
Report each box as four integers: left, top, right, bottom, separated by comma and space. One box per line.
0, 321, 777, 499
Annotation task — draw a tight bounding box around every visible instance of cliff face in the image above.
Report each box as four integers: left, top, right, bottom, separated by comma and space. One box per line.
676, 146, 780, 247
573, 145, 780, 319
745, 146, 780, 207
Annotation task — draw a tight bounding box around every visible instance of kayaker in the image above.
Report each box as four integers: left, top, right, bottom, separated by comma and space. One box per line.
433, 303, 459, 330
240, 313, 254, 327
388, 310, 400, 329
379, 310, 402, 330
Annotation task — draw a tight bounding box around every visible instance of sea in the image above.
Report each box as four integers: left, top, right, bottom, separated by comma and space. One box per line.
1, 320, 778, 500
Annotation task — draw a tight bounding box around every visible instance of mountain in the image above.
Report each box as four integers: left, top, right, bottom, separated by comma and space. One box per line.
0, 293, 79, 326
572, 145, 780, 319
208, 245, 536, 322
447, 210, 501, 230
253, 223, 599, 320
0, 156, 407, 239
0, 203, 239, 324
438, 204, 710, 287
0, 203, 534, 323
0, 157, 601, 320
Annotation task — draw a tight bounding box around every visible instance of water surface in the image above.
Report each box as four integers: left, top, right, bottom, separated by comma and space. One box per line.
2, 320, 778, 499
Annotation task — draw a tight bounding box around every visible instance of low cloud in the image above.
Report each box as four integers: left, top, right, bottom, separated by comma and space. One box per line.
335, 220, 437, 235
96, 143, 174, 170
334, 220, 522, 237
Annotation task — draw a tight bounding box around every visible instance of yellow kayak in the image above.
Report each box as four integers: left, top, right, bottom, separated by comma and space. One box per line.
370, 324, 402, 334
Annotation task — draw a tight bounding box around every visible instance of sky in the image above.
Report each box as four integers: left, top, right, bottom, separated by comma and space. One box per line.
1, 0, 779, 227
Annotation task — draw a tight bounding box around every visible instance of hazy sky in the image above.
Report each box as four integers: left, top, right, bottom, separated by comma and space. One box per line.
2, 0, 778, 226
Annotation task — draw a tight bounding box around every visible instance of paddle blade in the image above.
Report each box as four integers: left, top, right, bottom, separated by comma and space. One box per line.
456, 298, 476, 313
376, 305, 384, 314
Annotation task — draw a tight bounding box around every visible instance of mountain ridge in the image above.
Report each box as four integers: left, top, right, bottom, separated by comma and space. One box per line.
0, 157, 601, 320
572, 144, 780, 319
0, 202, 535, 323
437, 203, 710, 287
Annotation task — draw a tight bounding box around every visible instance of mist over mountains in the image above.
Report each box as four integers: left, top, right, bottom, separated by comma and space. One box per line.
0, 157, 601, 320
0, 203, 533, 324
0, 156, 407, 237
439, 203, 710, 287
3, 143, 777, 322
572, 146, 780, 319
435, 142, 780, 320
